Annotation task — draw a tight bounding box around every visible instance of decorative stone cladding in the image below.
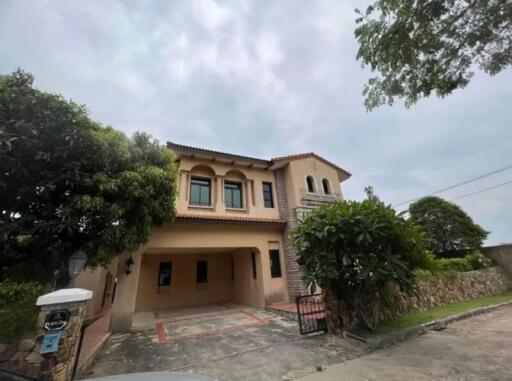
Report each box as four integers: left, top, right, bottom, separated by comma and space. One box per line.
276, 170, 342, 299
325, 266, 511, 335
0, 300, 88, 381
275, 169, 308, 299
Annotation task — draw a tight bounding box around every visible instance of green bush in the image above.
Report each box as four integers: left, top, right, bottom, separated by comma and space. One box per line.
0, 281, 52, 339
465, 252, 494, 270
436, 257, 473, 272
291, 198, 431, 330
433, 252, 494, 273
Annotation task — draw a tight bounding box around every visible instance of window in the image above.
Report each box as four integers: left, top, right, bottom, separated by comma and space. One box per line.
158, 262, 172, 286
190, 177, 211, 206
224, 181, 243, 208
322, 178, 331, 195
306, 176, 315, 193
196, 260, 208, 283
251, 252, 257, 279
262, 182, 274, 208
269, 250, 282, 278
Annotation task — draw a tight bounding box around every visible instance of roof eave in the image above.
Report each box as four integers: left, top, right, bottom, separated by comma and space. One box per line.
270, 153, 351, 182
167, 141, 271, 168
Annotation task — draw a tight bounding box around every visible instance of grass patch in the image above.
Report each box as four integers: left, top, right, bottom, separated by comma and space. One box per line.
377, 291, 512, 334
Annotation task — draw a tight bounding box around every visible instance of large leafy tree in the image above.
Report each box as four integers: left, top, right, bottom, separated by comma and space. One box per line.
355, 0, 512, 110
408, 196, 488, 257
0, 69, 177, 283
292, 196, 431, 331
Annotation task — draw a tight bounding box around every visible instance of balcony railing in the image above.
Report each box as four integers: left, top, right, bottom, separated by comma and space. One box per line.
299, 188, 341, 204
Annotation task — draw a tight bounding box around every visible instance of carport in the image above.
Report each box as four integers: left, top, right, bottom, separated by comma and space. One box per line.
134, 247, 265, 314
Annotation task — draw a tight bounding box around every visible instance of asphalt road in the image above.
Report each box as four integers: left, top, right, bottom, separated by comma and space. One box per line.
299, 304, 512, 381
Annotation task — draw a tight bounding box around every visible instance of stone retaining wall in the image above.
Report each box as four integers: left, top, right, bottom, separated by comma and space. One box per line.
326, 266, 510, 334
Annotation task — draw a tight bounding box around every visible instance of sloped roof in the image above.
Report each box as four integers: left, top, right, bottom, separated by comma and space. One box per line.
167, 141, 270, 166
270, 152, 351, 178
167, 141, 351, 179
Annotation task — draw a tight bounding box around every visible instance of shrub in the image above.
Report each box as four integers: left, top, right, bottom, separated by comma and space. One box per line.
435, 257, 473, 272
465, 252, 494, 270
433, 252, 494, 273
0, 281, 52, 339
291, 197, 432, 331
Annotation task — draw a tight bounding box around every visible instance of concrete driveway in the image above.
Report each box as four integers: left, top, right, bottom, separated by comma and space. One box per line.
299, 304, 512, 381
83, 307, 367, 380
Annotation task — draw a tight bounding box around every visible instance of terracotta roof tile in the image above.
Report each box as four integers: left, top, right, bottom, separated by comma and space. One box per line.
167, 141, 271, 166
176, 214, 287, 226
271, 152, 351, 177
167, 141, 351, 178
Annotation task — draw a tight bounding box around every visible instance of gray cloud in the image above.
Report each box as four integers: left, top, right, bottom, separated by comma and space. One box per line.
1, 0, 511, 244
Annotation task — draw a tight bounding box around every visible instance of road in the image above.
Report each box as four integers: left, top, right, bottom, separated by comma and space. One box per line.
299, 304, 512, 381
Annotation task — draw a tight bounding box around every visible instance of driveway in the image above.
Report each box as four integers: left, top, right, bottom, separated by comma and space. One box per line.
299, 304, 512, 381
83, 306, 367, 380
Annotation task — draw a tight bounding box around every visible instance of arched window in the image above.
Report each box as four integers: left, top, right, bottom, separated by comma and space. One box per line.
306, 176, 315, 193
322, 178, 331, 195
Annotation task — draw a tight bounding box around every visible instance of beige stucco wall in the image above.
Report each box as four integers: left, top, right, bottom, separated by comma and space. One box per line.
176, 157, 281, 220
285, 157, 344, 209
135, 252, 233, 311
231, 248, 264, 306
75, 258, 118, 318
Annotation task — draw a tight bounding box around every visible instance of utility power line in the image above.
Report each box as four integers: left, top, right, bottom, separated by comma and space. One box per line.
393, 163, 512, 207
448, 179, 512, 202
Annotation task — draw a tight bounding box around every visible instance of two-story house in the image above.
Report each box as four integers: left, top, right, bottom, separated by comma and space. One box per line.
88, 142, 350, 332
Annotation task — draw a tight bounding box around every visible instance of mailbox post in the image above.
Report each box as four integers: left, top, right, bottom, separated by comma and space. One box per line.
35, 288, 93, 381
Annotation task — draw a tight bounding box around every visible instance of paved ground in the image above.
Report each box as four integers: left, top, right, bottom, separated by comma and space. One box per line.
299, 305, 512, 381
83, 308, 367, 380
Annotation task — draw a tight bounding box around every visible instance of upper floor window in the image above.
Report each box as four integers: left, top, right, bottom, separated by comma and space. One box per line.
322, 178, 331, 195
306, 175, 316, 193
262, 182, 274, 208
190, 177, 211, 206
225, 181, 243, 208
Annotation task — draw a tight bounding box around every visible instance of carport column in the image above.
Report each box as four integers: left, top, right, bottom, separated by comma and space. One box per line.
111, 249, 143, 332
256, 245, 272, 305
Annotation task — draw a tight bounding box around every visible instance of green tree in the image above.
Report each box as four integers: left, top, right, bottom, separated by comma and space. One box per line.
0, 69, 177, 283
408, 196, 488, 257
355, 1, 512, 110
291, 196, 431, 331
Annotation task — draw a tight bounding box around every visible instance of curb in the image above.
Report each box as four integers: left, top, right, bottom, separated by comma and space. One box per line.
265, 307, 299, 322
364, 300, 512, 351
76, 332, 111, 378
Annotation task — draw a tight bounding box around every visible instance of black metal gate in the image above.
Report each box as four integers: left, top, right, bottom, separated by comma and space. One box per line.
296, 293, 327, 335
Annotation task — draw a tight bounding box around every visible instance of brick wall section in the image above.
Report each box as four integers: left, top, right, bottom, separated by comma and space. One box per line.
275, 169, 308, 299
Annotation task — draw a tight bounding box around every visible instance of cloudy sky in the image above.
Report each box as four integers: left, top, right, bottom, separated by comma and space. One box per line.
1, 0, 511, 245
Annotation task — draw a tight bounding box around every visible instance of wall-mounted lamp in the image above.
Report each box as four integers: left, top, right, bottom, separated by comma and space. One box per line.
125, 254, 134, 275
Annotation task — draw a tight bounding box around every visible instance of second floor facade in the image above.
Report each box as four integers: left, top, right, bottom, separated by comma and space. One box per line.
169, 142, 351, 223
